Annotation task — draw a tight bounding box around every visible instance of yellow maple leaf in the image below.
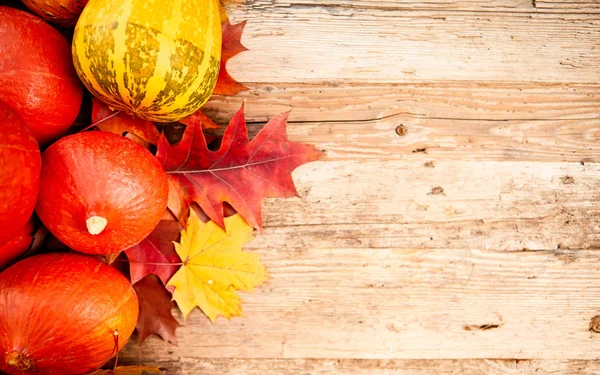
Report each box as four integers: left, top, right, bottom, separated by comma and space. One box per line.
167, 210, 268, 322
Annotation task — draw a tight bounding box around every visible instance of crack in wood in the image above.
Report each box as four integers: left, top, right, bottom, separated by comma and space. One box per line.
464, 323, 502, 331
260, 2, 598, 16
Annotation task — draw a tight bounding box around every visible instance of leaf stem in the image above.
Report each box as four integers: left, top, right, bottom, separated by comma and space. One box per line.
112, 329, 119, 371
81, 110, 122, 132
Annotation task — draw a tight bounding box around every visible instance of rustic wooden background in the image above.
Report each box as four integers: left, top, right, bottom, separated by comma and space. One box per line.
122, 0, 600, 373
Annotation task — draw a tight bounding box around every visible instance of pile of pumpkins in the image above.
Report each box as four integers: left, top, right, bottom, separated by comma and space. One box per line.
0, 0, 221, 373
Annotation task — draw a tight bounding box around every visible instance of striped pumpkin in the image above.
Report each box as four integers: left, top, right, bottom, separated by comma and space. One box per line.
72, 0, 221, 122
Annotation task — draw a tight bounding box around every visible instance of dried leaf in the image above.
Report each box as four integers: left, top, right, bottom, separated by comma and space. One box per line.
156, 104, 323, 231
91, 98, 160, 146
86, 366, 161, 375
167, 210, 268, 321
134, 275, 180, 345
213, 20, 249, 96
124, 220, 183, 285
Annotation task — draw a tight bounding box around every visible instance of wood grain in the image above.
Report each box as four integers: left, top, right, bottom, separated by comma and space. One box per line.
120, 0, 600, 372
118, 358, 600, 375
206, 83, 600, 123
251, 160, 600, 252
224, 0, 600, 13
536, 0, 600, 13
205, 83, 600, 162
223, 6, 600, 84
122, 248, 600, 361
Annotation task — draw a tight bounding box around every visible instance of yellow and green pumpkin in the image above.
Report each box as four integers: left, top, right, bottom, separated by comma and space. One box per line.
72, 0, 221, 122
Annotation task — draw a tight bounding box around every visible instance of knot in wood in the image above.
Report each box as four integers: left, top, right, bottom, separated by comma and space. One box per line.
589, 315, 600, 333
395, 124, 407, 136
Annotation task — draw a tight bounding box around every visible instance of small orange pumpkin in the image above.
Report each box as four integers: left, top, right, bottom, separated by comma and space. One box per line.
36, 131, 169, 254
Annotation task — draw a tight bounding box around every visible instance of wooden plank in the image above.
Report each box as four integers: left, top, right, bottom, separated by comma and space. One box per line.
118, 358, 600, 375
276, 117, 600, 162
121, 248, 600, 361
226, 0, 533, 12
250, 219, 599, 252
224, 0, 600, 13
280, 161, 596, 226
536, 0, 600, 13
248, 160, 600, 251
223, 7, 600, 83
206, 83, 600, 123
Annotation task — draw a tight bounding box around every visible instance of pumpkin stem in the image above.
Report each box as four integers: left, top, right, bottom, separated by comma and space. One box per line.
86, 215, 108, 235
5, 351, 35, 371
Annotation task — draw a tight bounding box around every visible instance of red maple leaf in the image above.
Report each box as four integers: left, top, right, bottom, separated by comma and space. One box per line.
124, 220, 182, 285
156, 105, 323, 231
213, 20, 248, 96
133, 275, 180, 345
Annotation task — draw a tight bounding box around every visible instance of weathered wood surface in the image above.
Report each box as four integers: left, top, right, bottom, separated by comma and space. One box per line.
206, 83, 600, 123
123, 0, 600, 373
205, 83, 600, 163
224, 5, 600, 83
123, 248, 600, 360
223, 0, 600, 13
120, 359, 600, 375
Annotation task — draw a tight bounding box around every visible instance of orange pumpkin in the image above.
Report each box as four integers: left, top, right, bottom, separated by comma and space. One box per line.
0, 7, 83, 144
0, 253, 138, 374
0, 100, 41, 245
36, 132, 169, 254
